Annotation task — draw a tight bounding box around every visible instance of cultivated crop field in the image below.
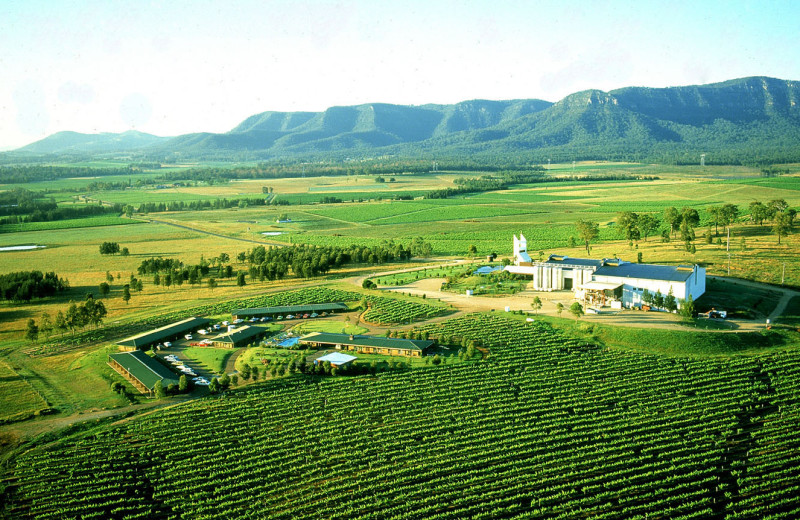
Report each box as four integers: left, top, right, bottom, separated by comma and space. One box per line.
6, 313, 800, 519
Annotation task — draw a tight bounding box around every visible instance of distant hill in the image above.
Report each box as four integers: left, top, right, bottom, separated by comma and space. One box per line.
18, 130, 169, 155
11, 77, 800, 163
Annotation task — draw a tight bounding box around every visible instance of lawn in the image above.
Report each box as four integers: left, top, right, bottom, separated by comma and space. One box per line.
0, 360, 50, 422
183, 347, 234, 375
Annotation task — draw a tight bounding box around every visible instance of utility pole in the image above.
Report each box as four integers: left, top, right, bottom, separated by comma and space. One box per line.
727, 227, 730, 276
782, 263, 786, 285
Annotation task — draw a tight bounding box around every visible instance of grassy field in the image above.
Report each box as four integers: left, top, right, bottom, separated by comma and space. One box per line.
183, 346, 235, 374
0, 161, 798, 427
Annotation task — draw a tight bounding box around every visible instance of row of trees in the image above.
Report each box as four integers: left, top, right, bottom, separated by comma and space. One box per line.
239, 240, 432, 282
27, 295, 108, 341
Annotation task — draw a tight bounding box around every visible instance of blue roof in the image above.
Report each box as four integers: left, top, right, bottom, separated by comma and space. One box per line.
475, 266, 502, 275
594, 262, 696, 282
543, 255, 604, 268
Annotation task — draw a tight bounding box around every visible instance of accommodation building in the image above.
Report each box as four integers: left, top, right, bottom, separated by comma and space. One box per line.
118, 317, 211, 350
108, 350, 179, 396
231, 303, 348, 320
211, 325, 268, 348
299, 332, 433, 357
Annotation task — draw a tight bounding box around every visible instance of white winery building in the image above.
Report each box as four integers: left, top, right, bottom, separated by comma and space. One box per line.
504, 235, 705, 309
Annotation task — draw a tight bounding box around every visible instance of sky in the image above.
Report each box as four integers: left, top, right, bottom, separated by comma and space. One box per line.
1, 0, 799, 150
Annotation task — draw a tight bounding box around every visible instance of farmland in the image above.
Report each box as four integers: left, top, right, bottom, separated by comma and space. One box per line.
5, 314, 800, 519
0, 161, 799, 519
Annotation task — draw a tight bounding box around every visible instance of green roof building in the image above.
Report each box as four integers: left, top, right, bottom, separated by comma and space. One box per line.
231, 303, 349, 319
211, 325, 268, 348
108, 350, 179, 396
299, 332, 433, 357
117, 317, 211, 350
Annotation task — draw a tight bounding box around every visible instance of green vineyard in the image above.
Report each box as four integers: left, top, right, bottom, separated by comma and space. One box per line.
6, 314, 800, 519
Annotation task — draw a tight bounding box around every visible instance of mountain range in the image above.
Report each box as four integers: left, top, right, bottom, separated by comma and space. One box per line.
12, 76, 800, 163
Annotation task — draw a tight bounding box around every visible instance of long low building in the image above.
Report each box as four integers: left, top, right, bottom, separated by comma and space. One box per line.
211, 325, 268, 348
231, 303, 349, 320
118, 317, 211, 350
108, 350, 179, 396
299, 332, 433, 357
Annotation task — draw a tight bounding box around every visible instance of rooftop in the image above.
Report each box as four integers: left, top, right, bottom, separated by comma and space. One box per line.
213, 325, 267, 344
109, 350, 179, 390
594, 262, 697, 282
232, 303, 349, 317
542, 254, 605, 268
299, 332, 433, 351
118, 317, 211, 348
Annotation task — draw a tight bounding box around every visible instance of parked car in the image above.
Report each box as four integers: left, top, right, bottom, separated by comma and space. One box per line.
193, 378, 210, 386
302, 314, 310, 319
197, 329, 208, 335
222, 321, 229, 326
213, 324, 221, 330
163, 341, 172, 348
310, 313, 318, 318
286, 314, 295, 319
184, 334, 193, 340
233, 318, 244, 324
277, 316, 284, 320
249, 317, 259, 323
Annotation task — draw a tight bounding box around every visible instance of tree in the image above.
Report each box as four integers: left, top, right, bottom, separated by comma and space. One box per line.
122, 284, 131, 304
768, 199, 789, 219
555, 302, 564, 317
120, 247, 130, 256
431, 355, 442, 366
99, 282, 110, 297
362, 279, 377, 289
40, 311, 53, 338
637, 214, 659, 241
664, 207, 681, 237
178, 374, 189, 392
642, 289, 653, 307
680, 294, 696, 319
219, 373, 231, 389
99, 242, 120, 255
575, 220, 599, 255
54, 310, 67, 336
680, 219, 695, 251
707, 206, 722, 235
681, 207, 700, 228
25, 318, 38, 342
749, 201, 768, 226
237, 272, 246, 287
207, 277, 218, 292
530, 296, 542, 315
208, 378, 220, 394
569, 302, 584, 322
721, 203, 739, 231
106, 271, 114, 283
617, 212, 640, 241
653, 290, 664, 309
774, 212, 792, 245
135, 280, 143, 293
468, 244, 478, 256
154, 380, 166, 399
664, 287, 677, 313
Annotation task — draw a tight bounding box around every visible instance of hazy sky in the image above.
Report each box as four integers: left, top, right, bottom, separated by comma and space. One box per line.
1, 0, 799, 149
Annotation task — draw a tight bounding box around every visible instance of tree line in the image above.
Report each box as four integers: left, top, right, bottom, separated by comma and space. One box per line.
0, 271, 69, 302
239, 240, 426, 281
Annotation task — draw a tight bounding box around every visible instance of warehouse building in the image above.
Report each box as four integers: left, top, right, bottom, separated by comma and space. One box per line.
118, 317, 211, 350
299, 332, 433, 357
108, 350, 179, 396
211, 325, 268, 348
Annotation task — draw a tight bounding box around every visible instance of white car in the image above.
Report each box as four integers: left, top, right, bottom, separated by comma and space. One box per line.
197, 329, 208, 335
193, 378, 210, 386
163, 342, 172, 348
233, 318, 244, 324
184, 334, 193, 340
